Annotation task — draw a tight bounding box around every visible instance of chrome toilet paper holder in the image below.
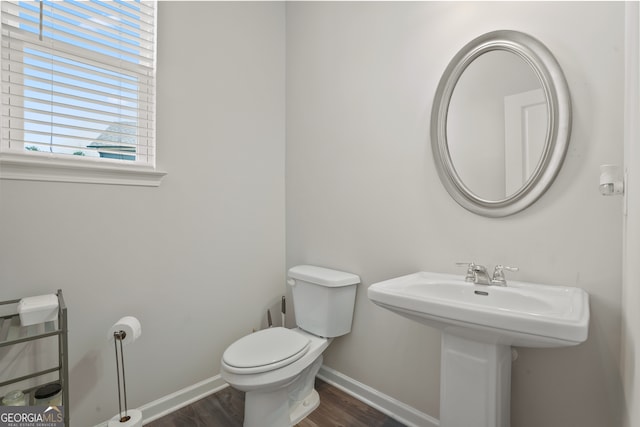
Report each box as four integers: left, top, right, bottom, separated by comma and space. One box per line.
113, 330, 131, 423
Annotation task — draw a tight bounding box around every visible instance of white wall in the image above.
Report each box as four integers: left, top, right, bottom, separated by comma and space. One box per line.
0, 2, 285, 426
0, 2, 628, 426
622, 2, 640, 426
286, 2, 624, 426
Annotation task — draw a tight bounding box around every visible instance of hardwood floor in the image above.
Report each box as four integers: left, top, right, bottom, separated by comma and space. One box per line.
145, 379, 406, 427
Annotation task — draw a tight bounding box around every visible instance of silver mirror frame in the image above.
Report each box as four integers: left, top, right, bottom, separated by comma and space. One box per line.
431, 30, 572, 217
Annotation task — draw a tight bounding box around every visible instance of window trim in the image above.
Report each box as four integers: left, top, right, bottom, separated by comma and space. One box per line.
0, 151, 166, 186
0, 0, 164, 187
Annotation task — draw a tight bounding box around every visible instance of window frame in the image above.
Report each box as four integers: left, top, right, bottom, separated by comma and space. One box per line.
0, 0, 165, 187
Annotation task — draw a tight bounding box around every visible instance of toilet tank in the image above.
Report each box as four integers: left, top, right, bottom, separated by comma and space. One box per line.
288, 265, 360, 338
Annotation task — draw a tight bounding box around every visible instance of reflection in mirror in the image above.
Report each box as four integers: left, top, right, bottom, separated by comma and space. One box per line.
447, 51, 547, 200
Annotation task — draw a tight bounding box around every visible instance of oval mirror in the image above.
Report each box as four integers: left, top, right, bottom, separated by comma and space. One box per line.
431, 30, 571, 217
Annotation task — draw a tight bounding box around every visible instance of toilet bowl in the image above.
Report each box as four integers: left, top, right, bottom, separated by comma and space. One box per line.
220, 265, 360, 427
221, 327, 331, 426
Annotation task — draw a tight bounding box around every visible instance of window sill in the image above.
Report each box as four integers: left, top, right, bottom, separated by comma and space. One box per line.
0, 153, 167, 187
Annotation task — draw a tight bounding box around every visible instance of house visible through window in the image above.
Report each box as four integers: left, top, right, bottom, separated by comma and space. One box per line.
0, 0, 156, 166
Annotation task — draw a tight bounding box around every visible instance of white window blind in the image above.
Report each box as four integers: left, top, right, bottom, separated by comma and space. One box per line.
0, 0, 156, 165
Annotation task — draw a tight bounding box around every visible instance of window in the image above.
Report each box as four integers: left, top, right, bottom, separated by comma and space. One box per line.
0, 0, 164, 186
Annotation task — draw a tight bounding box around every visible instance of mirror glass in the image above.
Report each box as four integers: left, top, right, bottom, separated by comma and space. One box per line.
431, 30, 571, 217
447, 51, 547, 200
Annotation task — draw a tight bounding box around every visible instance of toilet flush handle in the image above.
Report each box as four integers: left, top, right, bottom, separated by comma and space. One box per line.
287, 279, 296, 287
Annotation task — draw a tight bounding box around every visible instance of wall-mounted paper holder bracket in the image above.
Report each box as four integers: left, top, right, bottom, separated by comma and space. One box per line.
600, 164, 624, 196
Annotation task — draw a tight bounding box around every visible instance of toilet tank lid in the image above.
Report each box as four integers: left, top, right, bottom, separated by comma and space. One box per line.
288, 265, 360, 287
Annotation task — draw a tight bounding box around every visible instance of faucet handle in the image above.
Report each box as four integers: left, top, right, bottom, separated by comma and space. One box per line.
456, 262, 476, 282
492, 265, 519, 284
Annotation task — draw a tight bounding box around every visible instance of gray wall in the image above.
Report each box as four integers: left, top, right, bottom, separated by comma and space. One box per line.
623, 4, 640, 426
286, 2, 624, 426
0, 2, 285, 426
0, 2, 627, 427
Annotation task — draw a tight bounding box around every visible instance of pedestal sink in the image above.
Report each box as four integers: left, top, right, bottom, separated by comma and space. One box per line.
368, 271, 589, 427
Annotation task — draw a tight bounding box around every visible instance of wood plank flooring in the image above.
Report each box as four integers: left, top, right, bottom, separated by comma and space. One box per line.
146, 379, 406, 427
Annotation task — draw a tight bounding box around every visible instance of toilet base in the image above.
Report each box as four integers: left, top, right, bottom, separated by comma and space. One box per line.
244, 387, 291, 427
242, 355, 323, 427
243, 388, 320, 427
290, 389, 319, 425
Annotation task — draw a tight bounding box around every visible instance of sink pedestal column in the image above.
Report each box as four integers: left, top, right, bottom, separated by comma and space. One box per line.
440, 333, 511, 427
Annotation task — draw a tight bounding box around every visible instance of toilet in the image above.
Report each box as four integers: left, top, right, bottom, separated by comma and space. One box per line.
220, 265, 360, 427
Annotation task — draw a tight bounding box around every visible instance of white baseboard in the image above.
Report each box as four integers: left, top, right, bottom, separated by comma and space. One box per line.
139, 375, 228, 424
94, 375, 228, 427
317, 365, 439, 427
95, 367, 438, 427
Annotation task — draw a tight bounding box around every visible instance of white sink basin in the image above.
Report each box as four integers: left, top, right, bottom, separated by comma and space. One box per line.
368, 271, 589, 347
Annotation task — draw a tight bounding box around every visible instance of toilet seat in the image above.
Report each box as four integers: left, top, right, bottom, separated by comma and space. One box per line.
222, 327, 311, 374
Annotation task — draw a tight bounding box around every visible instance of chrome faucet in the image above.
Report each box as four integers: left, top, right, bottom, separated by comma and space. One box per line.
456, 263, 519, 286
472, 264, 493, 285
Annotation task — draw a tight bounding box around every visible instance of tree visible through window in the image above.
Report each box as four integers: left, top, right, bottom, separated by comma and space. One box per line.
1, 0, 156, 165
